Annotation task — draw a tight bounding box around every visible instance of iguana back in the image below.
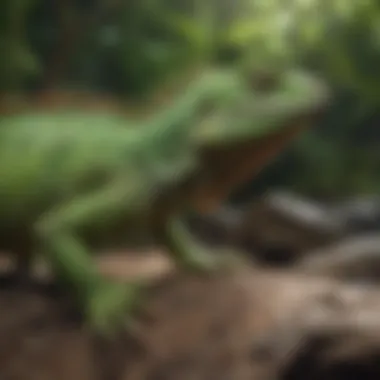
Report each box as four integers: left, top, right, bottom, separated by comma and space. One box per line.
0, 114, 143, 217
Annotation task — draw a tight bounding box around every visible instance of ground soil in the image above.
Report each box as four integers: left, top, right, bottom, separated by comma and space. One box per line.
1, 251, 380, 380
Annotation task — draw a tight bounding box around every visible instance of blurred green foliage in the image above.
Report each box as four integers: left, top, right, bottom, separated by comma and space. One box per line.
0, 0, 379, 199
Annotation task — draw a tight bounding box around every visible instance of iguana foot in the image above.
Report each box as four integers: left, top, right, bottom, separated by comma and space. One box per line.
85, 280, 143, 335
180, 248, 245, 274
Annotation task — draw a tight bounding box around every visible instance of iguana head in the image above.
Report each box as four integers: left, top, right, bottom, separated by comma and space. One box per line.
189, 69, 331, 213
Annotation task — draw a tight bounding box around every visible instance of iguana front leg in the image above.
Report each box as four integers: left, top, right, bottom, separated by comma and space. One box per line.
157, 217, 241, 272
35, 179, 147, 335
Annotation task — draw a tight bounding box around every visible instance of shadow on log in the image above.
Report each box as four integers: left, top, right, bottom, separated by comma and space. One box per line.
1, 253, 380, 379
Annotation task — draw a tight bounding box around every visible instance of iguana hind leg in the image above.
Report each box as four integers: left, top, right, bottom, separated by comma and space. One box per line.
35, 179, 148, 334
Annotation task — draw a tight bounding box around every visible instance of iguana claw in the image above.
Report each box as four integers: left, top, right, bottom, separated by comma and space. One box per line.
181, 249, 245, 273
86, 280, 143, 335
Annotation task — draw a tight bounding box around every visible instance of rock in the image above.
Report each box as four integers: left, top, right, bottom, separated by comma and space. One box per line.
235, 191, 345, 265
294, 233, 380, 283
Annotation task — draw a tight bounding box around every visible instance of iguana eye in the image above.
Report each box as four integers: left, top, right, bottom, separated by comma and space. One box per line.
248, 70, 280, 93
200, 100, 216, 116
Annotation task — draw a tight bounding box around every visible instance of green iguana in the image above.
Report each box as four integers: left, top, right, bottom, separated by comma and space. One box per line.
0, 67, 329, 334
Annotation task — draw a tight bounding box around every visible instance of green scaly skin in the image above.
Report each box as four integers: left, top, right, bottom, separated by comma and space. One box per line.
0, 67, 329, 335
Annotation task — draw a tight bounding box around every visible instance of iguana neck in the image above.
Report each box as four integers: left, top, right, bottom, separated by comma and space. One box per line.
140, 79, 210, 148
139, 69, 236, 150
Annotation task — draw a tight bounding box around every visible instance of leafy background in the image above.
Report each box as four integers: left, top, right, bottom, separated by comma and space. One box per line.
1, 0, 380, 201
